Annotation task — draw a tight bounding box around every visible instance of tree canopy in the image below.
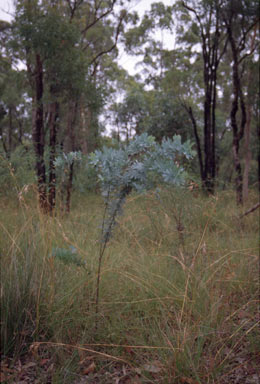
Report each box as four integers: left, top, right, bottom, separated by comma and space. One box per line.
0, 0, 259, 208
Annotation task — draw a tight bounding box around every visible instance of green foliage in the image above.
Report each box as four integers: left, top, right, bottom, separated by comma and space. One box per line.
150, 2, 174, 29
0, 144, 35, 194
13, 3, 86, 98
89, 134, 195, 322
146, 92, 192, 141
124, 14, 154, 53
90, 133, 195, 244
50, 246, 86, 269
123, 2, 174, 53
91, 133, 195, 191
54, 151, 100, 194
54, 151, 82, 169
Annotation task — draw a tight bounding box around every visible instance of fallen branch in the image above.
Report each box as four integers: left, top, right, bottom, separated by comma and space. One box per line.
240, 202, 260, 218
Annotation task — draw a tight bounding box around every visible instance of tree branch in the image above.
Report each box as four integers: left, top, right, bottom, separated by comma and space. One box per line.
66, 0, 84, 21
182, 1, 206, 41
89, 12, 125, 70
240, 202, 260, 218
81, 0, 117, 34
181, 100, 204, 180
238, 19, 259, 54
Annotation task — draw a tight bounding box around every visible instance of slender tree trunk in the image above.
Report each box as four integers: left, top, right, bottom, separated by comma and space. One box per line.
231, 86, 244, 205
8, 106, 13, 157
126, 125, 129, 144
187, 106, 204, 181
257, 121, 260, 193
211, 63, 217, 182
232, 139, 243, 204
202, 33, 220, 194
0, 125, 8, 154
182, 2, 224, 195
48, 101, 59, 214
80, 102, 88, 155
242, 104, 252, 201
32, 54, 47, 212
203, 92, 212, 191
16, 110, 24, 145
62, 100, 78, 213
204, 85, 216, 193
117, 124, 120, 143
242, 28, 256, 202
66, 162, 74, 213
228, 30, 246, 205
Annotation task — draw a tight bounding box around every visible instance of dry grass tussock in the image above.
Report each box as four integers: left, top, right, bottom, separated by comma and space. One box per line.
0, 187, 259, 383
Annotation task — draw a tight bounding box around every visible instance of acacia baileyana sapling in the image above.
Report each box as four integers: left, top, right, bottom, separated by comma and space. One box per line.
89, 133, 195, 322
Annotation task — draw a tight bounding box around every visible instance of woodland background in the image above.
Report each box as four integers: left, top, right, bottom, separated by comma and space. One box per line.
0, 1, 259, 383
0, 0, 259, 207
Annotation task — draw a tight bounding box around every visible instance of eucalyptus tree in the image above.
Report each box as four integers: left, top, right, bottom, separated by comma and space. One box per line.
57, 0, 130, 212
219, 0, 259, 204
109, 74, 191, 146
116, 3, 192, 142
171, 0, 229, 193
63, 0, 126, 156
10, 0, 86, 212
121, 1, 227, 191
0, 63, 29, 156
9, 0, 129, 213
0, 20, 30, 157
242, 52, 259, 200
110, 81, 149, 142
119, 0, 259, 197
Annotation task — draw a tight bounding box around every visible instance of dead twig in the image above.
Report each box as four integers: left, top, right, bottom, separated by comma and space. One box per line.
240, 202, 260, 218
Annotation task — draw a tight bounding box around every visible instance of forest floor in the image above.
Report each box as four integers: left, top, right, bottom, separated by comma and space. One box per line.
1, 342, 260, 384
0, 188, 259, 383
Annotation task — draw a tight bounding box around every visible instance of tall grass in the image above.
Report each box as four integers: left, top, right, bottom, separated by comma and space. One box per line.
0, 187, 259, 383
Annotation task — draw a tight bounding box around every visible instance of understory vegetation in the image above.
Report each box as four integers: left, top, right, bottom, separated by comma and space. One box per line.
1, 186, 259, 383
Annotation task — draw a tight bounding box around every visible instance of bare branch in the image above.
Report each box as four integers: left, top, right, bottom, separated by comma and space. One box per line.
89, 12, 125, 71
238, 19, 259, 53
240, 202, 260, 218
216, 35, 228, 66
182, 2, 209, 61
180, 100, 204, 180
81, 0, 117, 34
238, 23, 259, 64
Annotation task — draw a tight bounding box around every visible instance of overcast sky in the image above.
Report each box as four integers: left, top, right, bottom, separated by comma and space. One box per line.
0, 0, 174, 24
0, 0, 173, 16
0, 0, 14, 22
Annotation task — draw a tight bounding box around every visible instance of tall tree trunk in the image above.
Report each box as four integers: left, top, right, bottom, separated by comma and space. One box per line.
8, 106, 13, 157
0, 125, 8, 154
204, 92, 213, 191
228, 29, 246, 205
186, 105, 204, 181
66, 162, 74, 213
182, 2, 224, 195
80, 103, 88, 155
126, 125, 129, 144
32, 54, 47, 212
48, 101, 59, 214
257, 121, 260, 193
242, 104, 252, 201
63, 100, 78, 213
15, 108, 24, 145
211, 59, 218, 182
242, 27, 257, 202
